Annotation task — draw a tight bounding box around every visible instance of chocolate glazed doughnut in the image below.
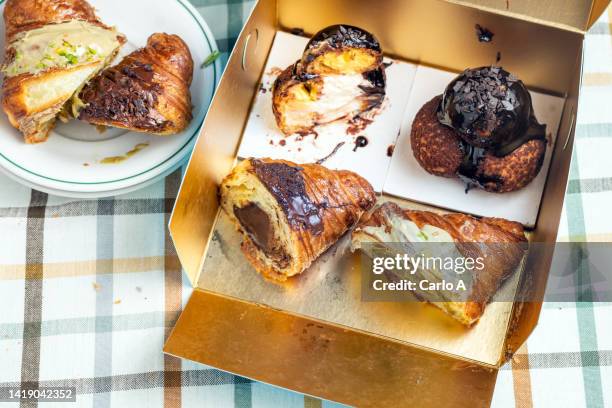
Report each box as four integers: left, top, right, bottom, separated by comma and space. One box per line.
411, 66, 547, 193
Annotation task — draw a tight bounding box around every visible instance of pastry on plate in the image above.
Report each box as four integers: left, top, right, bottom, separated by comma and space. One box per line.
272, 25, 386, 136
351, 202, 527, 326
76, 33, 194, 135
1, 0, 126, 143
411, 66, 547, 193
220, 158, 376, 281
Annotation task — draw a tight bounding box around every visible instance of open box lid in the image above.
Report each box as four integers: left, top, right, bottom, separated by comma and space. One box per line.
166, 0, 610, 373
170, 0, 610, 289
455, 0, 609, 32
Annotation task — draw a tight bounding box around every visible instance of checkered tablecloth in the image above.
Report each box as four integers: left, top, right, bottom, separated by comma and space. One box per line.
1, 1, 611, 407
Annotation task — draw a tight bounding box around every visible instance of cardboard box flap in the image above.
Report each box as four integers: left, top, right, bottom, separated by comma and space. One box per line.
169, 0, 277, 287
451, 0, 610, 32
588, 0, 611, 28
165, 289, 499, 408
277, 0, 585, 96
505, 42, 584, 355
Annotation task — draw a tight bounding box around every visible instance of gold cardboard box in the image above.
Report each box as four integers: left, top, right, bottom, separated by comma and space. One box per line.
164, 1, 609, 406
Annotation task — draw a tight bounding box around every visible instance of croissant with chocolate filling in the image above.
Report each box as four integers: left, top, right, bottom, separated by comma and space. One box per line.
351, 202, 527, 326
220, 158, 377, 281
76, 33, 193, 135
1, 0, 126, 143
272, 25, 386, 136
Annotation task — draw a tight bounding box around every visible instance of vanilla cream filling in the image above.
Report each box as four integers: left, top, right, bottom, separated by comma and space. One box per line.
282, 74, 371, 131
24, 65, 99, 109
4, 20, 122, 77
351, 211, 475, 308
353, 213, 454, 246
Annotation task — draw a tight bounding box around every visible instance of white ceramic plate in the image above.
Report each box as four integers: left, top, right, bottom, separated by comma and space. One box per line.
0, 0, 221, 197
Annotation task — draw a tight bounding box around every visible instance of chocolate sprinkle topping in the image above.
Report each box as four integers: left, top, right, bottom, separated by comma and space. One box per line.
436, 66, 547, 190
79, 61, 167, 131
252, 160, 323, 235
306, 24, 381, 52
437, 66, 545, 154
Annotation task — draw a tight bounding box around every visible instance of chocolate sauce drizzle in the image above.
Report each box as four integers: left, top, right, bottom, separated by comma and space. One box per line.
361, 67, 386, 92
316, 142, 345, 164
456, 143, 501, 191
252, 160, 323, 235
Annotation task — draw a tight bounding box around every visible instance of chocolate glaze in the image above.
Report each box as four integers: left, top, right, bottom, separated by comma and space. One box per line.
79, 61, 168, 131
305, 24, 381, 54
435, 66, 547, 191
456, 126, 547, 192
438, 66, 546, 155
360, 66, 386, 95
456, 143, 501, 191
252, 160, 323, 235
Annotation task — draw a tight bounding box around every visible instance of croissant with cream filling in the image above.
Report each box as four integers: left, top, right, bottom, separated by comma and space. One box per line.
1, 0, 126, 143
351, 202, 527, 326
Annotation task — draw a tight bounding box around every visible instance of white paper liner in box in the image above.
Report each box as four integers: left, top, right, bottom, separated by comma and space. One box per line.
384, 66, 566, 227
237, 31, 417, 192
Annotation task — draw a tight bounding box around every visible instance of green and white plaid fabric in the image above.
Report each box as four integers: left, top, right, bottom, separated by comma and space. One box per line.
0, 1, 611, 407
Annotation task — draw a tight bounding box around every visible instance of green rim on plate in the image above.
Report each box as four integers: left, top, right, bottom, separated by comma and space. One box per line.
0, 0, 219, 185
